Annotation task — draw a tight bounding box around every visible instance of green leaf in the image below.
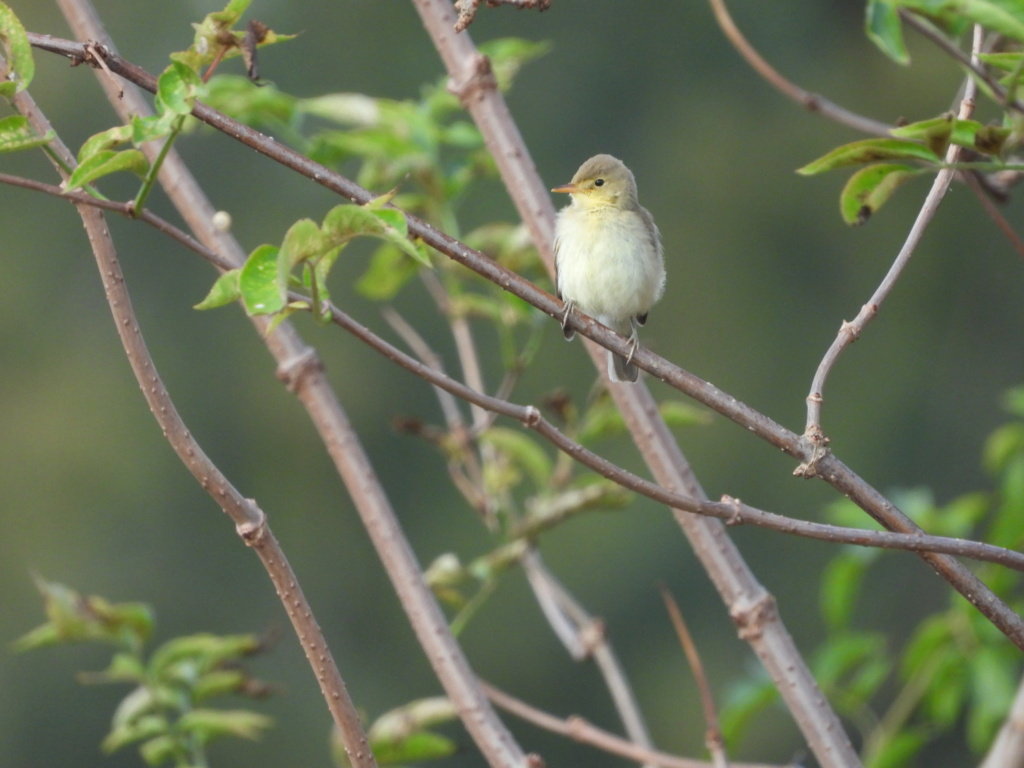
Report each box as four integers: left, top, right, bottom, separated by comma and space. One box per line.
102, 713, 168, 753
797, 139, 940, 175
279, 218, 326, 271
177, 708, 272, 743
659, 400, 711, 429
323, 204, 429, 265
983, 423, 1024, 474
373, 730, 458, 765
356, 243, 421, 300
239, 244, 285, 315
78, 124, 135, 163
840, 164, 921, 224
0, 1, 34, 96
13, 578, 153, 651
898, 0, 1024, 43
478, 37, 552, 91
1004, 386, 1024, 419
820, 554, 868, 630
193, 669, 246, 701
866, 0, 910, 65
149, 633, 261, 675
870, 729, 929, 768
967, 645, 1016, 750
481, 427, 553, 489
65, 149, 149, 191
0, 114, 52, 153
719, 672, 778, 746
195, 268, 242, 310
156, 60, 205, 117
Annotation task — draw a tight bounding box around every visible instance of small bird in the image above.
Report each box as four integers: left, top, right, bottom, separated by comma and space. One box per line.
552, 154, 665, 382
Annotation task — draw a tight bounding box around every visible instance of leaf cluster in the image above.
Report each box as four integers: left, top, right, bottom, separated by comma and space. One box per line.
801, 1, 1024, 224
14, 578, 273, 768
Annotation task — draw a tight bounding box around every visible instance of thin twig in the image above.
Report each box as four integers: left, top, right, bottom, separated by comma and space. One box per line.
803, 25, 984, 443
900, 10, 1024, 115
481, 681, 790, 768
520, 553, 658, 765
961, 169, 1024, 260
660, 586, 729, 768
707, 0, 891, 136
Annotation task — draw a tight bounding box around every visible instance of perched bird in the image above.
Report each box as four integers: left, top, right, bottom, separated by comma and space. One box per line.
552, 154, 665, 382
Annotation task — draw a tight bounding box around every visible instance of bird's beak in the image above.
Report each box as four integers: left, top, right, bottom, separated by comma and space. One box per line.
551, 183, 579, 194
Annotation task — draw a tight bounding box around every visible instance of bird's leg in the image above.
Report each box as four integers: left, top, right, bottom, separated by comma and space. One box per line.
560, 299, 575, 332
625, 319, 641, 366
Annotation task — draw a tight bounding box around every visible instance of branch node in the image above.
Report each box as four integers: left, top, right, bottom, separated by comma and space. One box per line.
794, 431, 830, 478
448, 53, 497, 106
720, 495, 744, 525
521, 405, 541, 427
577, 618, 606, 659
275, 347, 323, 392
236, 503, 268, 546
524, 753, 546, 768
729, 591, 776, 642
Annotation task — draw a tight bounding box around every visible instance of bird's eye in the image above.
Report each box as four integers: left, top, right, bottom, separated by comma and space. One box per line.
594, 178, 605, 187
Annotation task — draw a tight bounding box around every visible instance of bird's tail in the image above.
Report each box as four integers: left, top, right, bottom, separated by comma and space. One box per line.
609, 351, 639, 383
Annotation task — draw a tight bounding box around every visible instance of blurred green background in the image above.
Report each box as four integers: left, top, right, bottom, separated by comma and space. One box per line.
2, 1, 1023, 766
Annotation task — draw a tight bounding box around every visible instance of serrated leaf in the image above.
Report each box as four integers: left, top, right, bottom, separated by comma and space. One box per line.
798, 139, 940, 175
839, 163, 920, 224
195, 269, 242, 310
0, 2, 35, 94
65, 149, 149, 191
0, 114, 52, 153
866, 0, 910, 65
239, 244, 285, 315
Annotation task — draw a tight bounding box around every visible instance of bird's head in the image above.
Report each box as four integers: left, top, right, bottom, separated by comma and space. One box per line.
551, 154, 639, 211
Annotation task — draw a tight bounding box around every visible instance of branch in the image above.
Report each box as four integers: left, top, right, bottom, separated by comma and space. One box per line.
453, 0, 551, 33
21, 36, 1024, 578
9, 169, 1023, 572
707, 0, 892, 136
804, 26, 982, 439
900, 10, 1024, 115
5, 79, 376, 768
27, 25, 1024, 760
660, 587, 728, 768
482, 681, 791, 768
45, 4, 531, 766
